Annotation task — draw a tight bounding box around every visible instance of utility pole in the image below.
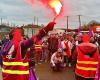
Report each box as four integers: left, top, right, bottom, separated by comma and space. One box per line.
32, 23, 34, 35
65, 16, 69, 32
67, 16, 69, 30
7, 21, 9, 26
78, 15, 82, 28
1, 18, 2, 25
37, 17, 38, 26
34, 16, 36, 25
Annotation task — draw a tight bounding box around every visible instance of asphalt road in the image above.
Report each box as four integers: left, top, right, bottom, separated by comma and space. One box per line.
0, 63, 75, 80
35, 63, 75, 80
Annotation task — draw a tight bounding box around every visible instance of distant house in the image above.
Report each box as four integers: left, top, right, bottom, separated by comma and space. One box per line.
23, 24, 42, 38
0, 25, 11, 37
92, 26, 100, 33
87, 20, 100, 33
49, 28, 65, 34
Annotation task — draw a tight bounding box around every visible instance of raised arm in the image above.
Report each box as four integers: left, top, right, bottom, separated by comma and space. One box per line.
22, 22, 56, 49
31, 22, 56, 42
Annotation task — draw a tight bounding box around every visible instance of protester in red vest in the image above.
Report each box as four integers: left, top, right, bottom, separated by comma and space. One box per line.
34, 41, 42, 64
75, 34, 99, 80
0, 21, 56, 80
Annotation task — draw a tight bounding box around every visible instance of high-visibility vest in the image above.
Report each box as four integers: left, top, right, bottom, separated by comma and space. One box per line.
34, 44, 42, 52
75, 43, 98, 78
64, 41, 71, 58
2, 43, 29, 80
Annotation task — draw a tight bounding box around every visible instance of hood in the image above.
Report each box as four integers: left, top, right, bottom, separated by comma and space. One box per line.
12, 28, 22, 42
78, 43, 97, 56
82, 34, 90, 42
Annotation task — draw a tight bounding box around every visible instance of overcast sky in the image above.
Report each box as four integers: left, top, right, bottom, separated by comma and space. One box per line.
0, 0, 100, 29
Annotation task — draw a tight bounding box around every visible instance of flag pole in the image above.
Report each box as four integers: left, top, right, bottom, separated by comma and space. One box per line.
53, 16, 58, 22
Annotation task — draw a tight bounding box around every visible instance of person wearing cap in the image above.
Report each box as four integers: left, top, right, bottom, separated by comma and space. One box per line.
50, 48, 63, 71
75, 34, 99, 80
0, 21, 56, 80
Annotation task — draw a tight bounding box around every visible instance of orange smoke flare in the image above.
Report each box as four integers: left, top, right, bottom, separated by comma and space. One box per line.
49, 0, 62, 15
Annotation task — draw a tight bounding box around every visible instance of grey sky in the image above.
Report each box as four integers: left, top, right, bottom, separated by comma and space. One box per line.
0, 0, 100, 29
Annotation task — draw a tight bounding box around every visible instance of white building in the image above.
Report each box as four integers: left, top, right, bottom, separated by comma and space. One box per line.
23, 24, 42, 38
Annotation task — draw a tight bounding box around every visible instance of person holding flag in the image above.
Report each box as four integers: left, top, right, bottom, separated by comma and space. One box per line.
0, 21, 56, 80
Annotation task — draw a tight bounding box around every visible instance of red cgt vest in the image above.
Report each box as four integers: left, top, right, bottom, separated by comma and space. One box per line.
64, 41, 71, 58
2, 43, 29, 80
34, 44, 42, 52
75, 43, 98, 78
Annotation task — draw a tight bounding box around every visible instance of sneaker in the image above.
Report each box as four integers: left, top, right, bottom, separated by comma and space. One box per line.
38, 62, 42, 64
37, 77, 39, 80
35, 63, 38, 66
45, 60, 47, 63
68, 63, 71, 67
63, 64, 66, 67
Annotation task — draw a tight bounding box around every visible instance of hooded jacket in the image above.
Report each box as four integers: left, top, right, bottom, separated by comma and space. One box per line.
75, 34, 99, 78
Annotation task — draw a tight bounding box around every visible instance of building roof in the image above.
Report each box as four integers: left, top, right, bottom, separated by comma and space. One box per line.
0, 24, 11, 28
23, 24, 42, 28
92, 26, 100, 33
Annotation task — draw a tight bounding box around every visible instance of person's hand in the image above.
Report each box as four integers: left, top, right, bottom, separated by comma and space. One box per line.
52, 63, 55, 67
45, 22, 56, 31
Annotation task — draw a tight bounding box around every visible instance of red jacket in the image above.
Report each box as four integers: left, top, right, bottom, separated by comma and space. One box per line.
75, 42, 98, 78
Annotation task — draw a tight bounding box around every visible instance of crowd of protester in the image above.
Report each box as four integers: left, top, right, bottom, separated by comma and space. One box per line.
0, 28, 100, 80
